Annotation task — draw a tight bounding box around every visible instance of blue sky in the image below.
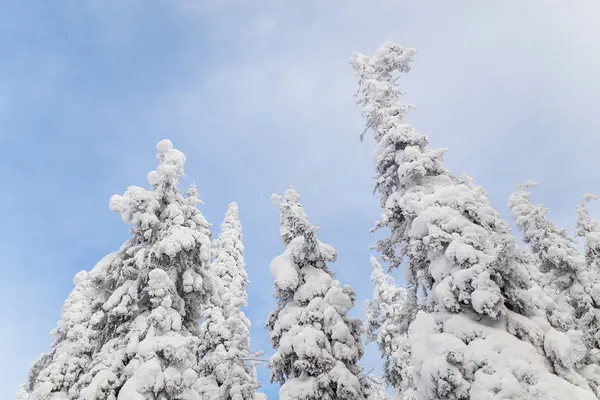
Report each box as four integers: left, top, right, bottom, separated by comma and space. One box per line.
2, 1, 600, 398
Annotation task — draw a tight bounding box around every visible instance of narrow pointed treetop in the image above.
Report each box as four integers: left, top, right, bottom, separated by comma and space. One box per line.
22, 139, 215, 400
576, 194, 599, 235
266, 188, 371, 400
213, 202, 249, 311
350, 42, 532, 320
196, 202, 259, 400
352, 43, 597, 400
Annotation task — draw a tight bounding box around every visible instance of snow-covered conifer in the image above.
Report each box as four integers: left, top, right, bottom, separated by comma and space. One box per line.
22, 139, 215, 400
266, 189, 370, 400
577, 194, 600, 271
352, 42, 598, 399
196, 202, 258, 400
212, 203, 249, 312
351, 43, 534, 319
365, 257, 413, 396
509, 183, 600, 393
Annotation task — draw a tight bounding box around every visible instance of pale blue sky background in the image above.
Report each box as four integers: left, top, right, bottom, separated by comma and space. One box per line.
2, 1, 600, 398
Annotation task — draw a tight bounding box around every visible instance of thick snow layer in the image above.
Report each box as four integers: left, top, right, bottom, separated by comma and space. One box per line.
157, 138, 173, 152
409, 311, 597, 400
279, 377, 317, 400
270, 253, 300, 292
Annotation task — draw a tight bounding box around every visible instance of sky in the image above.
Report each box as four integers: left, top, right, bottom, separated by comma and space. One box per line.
2, 0, 600, 398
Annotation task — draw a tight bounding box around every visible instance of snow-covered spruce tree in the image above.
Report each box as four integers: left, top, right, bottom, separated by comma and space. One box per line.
351, 42, 597, 399
364, 257, 413, 397
196, 202, 261, 400
509, 182, 600, 393
266, 188, 370, 400
22, 139, 215, 400
577, 194, 600, 273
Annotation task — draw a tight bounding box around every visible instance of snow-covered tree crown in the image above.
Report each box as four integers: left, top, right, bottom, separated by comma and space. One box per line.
271, 190, 316, 248
196, 202, 260, 400
267, 188, 370, 400
351, 42, 532, 320
22, 139, 216, 400
213, 202, 249, 311
508, 181, 585, 276
106, 139, 213, 330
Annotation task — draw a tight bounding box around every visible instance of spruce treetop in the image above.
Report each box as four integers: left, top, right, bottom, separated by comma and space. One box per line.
196, 202, 258, 400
